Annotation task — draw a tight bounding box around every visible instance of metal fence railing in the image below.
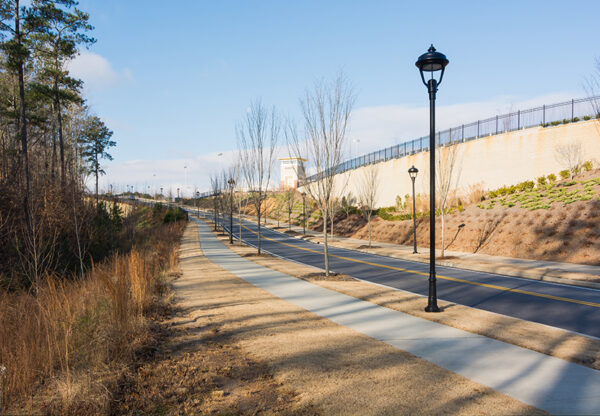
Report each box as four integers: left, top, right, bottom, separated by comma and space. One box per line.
302, 96, 600, 185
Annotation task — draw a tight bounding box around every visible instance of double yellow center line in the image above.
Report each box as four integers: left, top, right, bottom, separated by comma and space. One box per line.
232, 219, 600, 309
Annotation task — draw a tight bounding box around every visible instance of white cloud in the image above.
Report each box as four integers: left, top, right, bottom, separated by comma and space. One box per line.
67, 51, 133, 91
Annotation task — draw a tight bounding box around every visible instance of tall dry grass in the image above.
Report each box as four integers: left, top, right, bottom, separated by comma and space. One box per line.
0, 221, 184, 414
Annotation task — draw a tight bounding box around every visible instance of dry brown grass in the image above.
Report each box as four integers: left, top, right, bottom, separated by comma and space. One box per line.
0, 221, 184, 415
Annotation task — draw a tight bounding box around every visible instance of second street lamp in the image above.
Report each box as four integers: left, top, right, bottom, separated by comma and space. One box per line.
228, 178, 235, 244
408, 165, 419, 254
416, 44, 449, 313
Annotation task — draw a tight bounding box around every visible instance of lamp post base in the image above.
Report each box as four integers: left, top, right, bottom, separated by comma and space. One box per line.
424, 304, 441, 312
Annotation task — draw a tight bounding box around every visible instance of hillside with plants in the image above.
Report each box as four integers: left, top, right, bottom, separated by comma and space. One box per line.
215, 162, 600, 266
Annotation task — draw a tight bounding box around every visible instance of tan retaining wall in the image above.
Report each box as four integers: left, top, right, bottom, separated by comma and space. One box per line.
300, 120, 600, 207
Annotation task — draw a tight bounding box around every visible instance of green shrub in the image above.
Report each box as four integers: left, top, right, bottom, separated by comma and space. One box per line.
488, 190, 498, 198
163, 207, 187, 223
572, 117, 580, 122
547, 173, 557, 183
551, 120, 561, 126
562, 118, 570, 125
457, 204, 465, 212
583, 161, 593, 172
584, 115, 592, 121
536, 176, 547, 186
559, 169, 570, 179
516, 180, 535, 191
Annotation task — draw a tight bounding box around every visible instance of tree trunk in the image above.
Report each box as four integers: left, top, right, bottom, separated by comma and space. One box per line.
54, 80, 66, 188
213, 199, 217, 231
323, 207, 329, 276
257, 204, 262, 255
441, 211, 445, 258
288, 209, 291, 231
15, 1, 30, 231
330, 210, 334, 238
368, 215, 372, 248
95, 154, 99, 206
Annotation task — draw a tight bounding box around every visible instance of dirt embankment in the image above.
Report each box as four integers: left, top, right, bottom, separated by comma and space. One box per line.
334, 200, 600, 265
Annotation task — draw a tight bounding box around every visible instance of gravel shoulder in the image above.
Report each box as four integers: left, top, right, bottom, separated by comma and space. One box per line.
170, 221, 546, 415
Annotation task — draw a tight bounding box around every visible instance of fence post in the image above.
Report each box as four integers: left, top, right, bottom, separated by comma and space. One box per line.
449, 127, 452, 144
572, 99, 574, 120
517, 110, 520, 130
461, 124, 464, 141
477, 120, 480, 138
543, 105, 545, 125
495, 115, 498, 134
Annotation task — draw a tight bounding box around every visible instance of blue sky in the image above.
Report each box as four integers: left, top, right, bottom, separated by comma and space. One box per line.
71, 0, 600, 195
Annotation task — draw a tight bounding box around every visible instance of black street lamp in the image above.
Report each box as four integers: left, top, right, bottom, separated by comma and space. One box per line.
408, 165, 419, 254
416, 44, 449, 313
228, 178, 235, 244
196, 191, 200, 218
301, 191, 307, 235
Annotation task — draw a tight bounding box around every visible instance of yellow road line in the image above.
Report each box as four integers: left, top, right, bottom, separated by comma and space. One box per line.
232, 219, 600, 309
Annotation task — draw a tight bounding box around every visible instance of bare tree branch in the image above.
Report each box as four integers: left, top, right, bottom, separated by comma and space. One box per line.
288, 72, 355, 275
237, 100, 279, 254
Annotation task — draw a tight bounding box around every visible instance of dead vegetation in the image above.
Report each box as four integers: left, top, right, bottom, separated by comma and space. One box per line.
0, 212, 185, 415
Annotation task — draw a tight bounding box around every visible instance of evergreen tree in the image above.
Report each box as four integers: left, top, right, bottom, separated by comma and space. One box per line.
81, 115, 114, 205
29, 0, 94, 187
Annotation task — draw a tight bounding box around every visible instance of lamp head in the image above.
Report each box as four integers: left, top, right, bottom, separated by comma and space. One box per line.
416, 45, 449, 87
408, 165, 419, 179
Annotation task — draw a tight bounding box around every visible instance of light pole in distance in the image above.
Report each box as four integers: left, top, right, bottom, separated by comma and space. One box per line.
408, 165, 419, 254
416, 44, 449, 313
196, 191, 200, 217
228, 178, 235, 244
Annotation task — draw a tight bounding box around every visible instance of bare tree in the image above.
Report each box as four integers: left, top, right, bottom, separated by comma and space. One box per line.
288, 72, 355, 276
436, 144, 462, 257
358, 165, 379, 248
585, 58, 600, 128
273, 191, 283, 228
237, 100, 279, 254
341, 192, 356, 219
283, 188, 297, 231
555, 142, 584, 179
209, 172, 221, 231
329, 196, 341, 239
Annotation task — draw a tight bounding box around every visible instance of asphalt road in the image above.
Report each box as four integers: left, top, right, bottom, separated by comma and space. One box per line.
195, 210, 600, 339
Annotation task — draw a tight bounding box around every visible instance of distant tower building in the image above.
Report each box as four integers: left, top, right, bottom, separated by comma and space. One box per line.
279, 157, 306, 189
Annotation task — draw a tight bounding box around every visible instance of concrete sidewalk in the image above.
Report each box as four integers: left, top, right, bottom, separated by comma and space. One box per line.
247, 213, 600, 290
193, 217, 600, 415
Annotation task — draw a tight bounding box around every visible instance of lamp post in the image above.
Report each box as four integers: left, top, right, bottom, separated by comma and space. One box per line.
176, 188, 180, 205
416, 44, 449, 313
228, 178, 235, 244
196, 191, 200, 217
301, 192, 307, 235
408, 166, 419, 254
